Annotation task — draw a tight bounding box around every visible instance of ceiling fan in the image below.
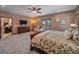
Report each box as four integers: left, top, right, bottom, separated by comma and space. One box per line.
27, 7, 42, 14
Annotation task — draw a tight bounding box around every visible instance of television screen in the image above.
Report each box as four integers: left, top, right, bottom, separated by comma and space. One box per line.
20, 20, 27, 25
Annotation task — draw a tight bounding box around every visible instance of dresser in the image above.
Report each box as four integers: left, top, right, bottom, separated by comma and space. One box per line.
18, 26, 30, 34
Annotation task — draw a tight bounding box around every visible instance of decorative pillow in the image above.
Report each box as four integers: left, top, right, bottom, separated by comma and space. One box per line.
73, 30, 79, 42
64, 30, 73, 40
74, 35, 79, 43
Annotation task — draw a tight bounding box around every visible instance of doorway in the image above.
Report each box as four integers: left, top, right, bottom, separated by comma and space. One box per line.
0, 17, 13, 39
78, 17, 79, 30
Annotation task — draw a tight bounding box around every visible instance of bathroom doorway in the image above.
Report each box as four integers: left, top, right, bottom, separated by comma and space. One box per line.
0, 17, 13, 39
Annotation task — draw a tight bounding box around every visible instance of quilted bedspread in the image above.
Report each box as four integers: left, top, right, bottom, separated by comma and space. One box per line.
32, 30, 79, 54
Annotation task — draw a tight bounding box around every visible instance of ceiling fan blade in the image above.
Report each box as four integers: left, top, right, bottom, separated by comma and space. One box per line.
28, 8, 33, 11
27, 11, 32, 13
37, 8, 41, 11
37, 11, 41, 13
32, 7, 36, 11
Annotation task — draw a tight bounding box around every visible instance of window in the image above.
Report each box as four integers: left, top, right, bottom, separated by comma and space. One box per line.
42, 19, 51, 30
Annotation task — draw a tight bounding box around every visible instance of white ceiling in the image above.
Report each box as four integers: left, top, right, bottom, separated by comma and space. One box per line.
0, 5, 77, 16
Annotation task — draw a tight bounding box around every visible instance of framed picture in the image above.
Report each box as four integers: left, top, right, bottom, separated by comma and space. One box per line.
56, 18, 60, 22
61, 20, 65, 24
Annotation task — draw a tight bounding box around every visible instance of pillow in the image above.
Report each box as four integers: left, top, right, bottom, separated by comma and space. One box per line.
74, 35, 79, 43
73, 30, 79, 42
64, 30, 73, 40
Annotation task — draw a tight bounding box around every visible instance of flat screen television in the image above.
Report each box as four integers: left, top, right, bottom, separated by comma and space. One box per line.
20, 20, 27, 25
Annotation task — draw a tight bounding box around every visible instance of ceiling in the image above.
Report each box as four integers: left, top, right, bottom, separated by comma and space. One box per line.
0, 5, 77, 16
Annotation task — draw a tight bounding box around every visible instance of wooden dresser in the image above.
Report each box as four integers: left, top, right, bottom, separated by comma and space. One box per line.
18, 26, 30, 34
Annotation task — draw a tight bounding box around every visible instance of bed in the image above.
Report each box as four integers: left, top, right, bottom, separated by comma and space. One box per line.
31, 30, 79, 54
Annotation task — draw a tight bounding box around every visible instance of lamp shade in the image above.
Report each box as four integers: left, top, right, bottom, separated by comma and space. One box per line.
70, 24, 77, 27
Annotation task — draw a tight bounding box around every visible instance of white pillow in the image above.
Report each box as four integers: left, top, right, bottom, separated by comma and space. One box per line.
73, 30, 79, 41
64, 30, 73, 40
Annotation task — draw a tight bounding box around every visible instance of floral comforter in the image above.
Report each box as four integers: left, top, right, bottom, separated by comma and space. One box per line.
32, 30, 79, 54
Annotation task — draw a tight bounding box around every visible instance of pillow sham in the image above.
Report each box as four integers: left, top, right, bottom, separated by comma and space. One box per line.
64, 30, 73, 40
73, 30, 79, 42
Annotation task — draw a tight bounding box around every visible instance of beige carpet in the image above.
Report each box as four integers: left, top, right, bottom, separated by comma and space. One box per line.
0, 32, 35, 54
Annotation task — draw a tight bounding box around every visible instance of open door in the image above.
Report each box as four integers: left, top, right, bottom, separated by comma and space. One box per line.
0, 17, 13, 39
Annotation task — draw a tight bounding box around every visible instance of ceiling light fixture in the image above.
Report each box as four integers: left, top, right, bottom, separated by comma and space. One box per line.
27, 6, 42, 14
1, 5, 6, 7
33, 11, 37, 14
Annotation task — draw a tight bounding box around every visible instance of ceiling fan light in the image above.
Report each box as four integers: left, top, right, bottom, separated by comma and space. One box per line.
33, 11, 37, 14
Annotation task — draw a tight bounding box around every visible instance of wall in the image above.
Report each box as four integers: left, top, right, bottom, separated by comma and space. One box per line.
51, 11, 75, 30
28, 17, 40, 31
74, 6, 79, 29
32, 10, 75, 31
0, 9, 77, 33
0, 11, 30, 34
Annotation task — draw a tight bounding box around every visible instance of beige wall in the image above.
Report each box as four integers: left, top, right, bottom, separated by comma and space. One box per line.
74, 6, 79, 29
29, 17, 40, 31
0, 8, 78, 32
31, 10, 75, 31
51, 11, 75, 30
0, 11, 30, 34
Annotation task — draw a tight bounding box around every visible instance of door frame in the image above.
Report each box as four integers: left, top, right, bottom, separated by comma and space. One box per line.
0, 16, 13, 39
76, 15, 79, 30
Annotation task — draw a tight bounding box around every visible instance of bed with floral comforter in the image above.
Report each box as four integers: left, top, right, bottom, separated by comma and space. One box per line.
32, 30, 79, 54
